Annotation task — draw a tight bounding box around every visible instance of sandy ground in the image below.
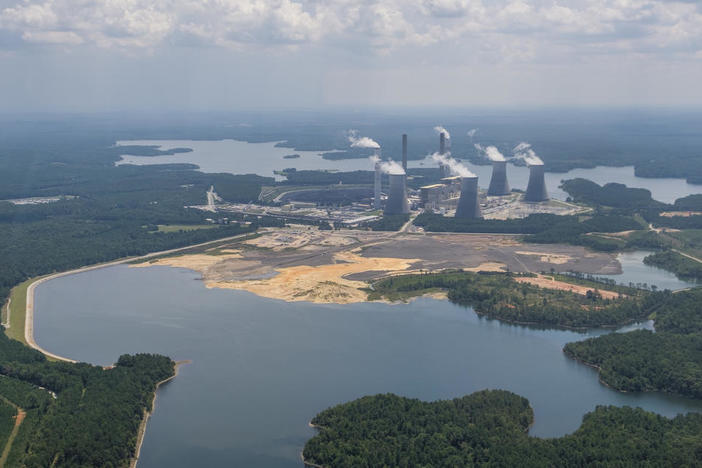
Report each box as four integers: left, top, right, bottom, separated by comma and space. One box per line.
514, 275, 621, 300
515, 251, 573, 265
209, 252, 419, 303
134, 227, 621, 305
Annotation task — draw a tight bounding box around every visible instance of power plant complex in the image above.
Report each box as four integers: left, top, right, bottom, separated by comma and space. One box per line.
204, 129, 579, 229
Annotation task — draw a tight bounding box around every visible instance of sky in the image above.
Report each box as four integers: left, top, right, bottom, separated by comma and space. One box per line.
1, 0, 701, 112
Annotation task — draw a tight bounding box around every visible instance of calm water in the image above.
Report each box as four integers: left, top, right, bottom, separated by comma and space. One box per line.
116, 139, 702, 203
603, 251, 699, 291
34, 265, 702, 468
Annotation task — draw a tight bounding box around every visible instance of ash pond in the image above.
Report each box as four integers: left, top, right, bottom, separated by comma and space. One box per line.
34, 265, 702, 468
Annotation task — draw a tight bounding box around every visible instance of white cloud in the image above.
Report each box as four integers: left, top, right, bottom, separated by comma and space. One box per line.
0, 0, 699, 63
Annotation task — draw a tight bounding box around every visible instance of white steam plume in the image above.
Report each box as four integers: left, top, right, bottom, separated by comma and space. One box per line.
467, 128, 478, 141
431, 152, 475, 178
433, 126, 451, 140
512, 142, 543, 166
347, 129, 380, 149
370, 154, 405, 175
474, 143, 505, 162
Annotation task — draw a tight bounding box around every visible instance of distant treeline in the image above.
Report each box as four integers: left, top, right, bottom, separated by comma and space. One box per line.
303, 390, 702, 467
561, 178, 666, 210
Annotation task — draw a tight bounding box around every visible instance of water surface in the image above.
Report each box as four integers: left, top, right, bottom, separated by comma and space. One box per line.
117, 139, 701, 203
34, 265, 702, 468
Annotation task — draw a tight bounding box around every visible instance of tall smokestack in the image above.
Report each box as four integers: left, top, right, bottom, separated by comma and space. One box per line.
455, 176, 481, 219
487, 161, 510, 196
439, 132, 446, 155
524, 165, 549, 202
373, 161, 382, 210
402, 134, 407, 171
384, 174, 409, 215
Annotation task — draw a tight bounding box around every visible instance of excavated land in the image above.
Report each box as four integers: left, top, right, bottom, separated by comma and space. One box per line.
133, 227, 621, 304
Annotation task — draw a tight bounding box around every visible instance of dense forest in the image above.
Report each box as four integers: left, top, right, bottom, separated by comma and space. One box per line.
643, 250, 702, 282
560, 178, 666, 209
565, 288, 702, 398
0, 330, 174, 467
303, 390, 702, 468
369, 271, 655, 329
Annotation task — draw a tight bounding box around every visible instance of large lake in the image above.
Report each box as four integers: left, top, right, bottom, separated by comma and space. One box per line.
116, 139, 702, 203
34, 263, 702, 467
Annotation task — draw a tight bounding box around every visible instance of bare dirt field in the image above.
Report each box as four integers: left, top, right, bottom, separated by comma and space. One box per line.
514, 275, 622, 300
133, 227, 621, 304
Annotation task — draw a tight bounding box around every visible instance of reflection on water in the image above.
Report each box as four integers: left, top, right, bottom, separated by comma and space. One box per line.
34, 265, 702, 468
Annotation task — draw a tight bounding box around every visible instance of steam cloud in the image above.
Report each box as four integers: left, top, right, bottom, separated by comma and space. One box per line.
370, 154, 405, 175
431, 152, 475, 178
433, 126, 451, 139
467, 128, 478, 140
512, 142, 544, 166
347, 129, 380, 149
474, 143, 506, 162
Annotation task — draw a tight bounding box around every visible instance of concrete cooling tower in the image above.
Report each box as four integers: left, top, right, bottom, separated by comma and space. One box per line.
439, 132, 446, 155
384, 174, 410, 215
524, 165, 549, 202
455, 176, 482, 219
487, 161, 510, 196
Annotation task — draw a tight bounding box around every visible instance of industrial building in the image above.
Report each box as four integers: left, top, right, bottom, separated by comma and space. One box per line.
419, 176, 462, 210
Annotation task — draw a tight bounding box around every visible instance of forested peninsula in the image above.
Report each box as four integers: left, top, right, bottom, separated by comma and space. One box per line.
303, 390, 702, 467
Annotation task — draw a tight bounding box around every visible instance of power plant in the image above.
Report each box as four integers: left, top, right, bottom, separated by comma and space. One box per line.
402, 134, 407, 171
384, 173, 410, 215
455, 176, 482, 219
524, 164, 549, 202
487, 160, 510, 196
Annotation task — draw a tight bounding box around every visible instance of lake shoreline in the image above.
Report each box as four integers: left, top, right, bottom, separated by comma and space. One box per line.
130, 360, 191, 468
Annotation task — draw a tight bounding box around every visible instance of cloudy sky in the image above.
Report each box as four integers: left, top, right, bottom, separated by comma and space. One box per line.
1, 0, 701, 111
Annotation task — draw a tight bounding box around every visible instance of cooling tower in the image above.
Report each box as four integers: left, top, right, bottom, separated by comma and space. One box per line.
487, 161, 510, 196
373, 161, 382, 210
524, 164, 549, 202
384, 174, 409, 215
402, 134, 408, 171
455, 176, 482, 219
439, 132, 446, 155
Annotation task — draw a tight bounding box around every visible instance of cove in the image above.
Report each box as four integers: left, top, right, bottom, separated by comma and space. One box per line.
33, 265, 702, 467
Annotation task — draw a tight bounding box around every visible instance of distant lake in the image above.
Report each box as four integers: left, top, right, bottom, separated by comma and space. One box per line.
34, 264, 702, 468
116, 139, 701, 203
